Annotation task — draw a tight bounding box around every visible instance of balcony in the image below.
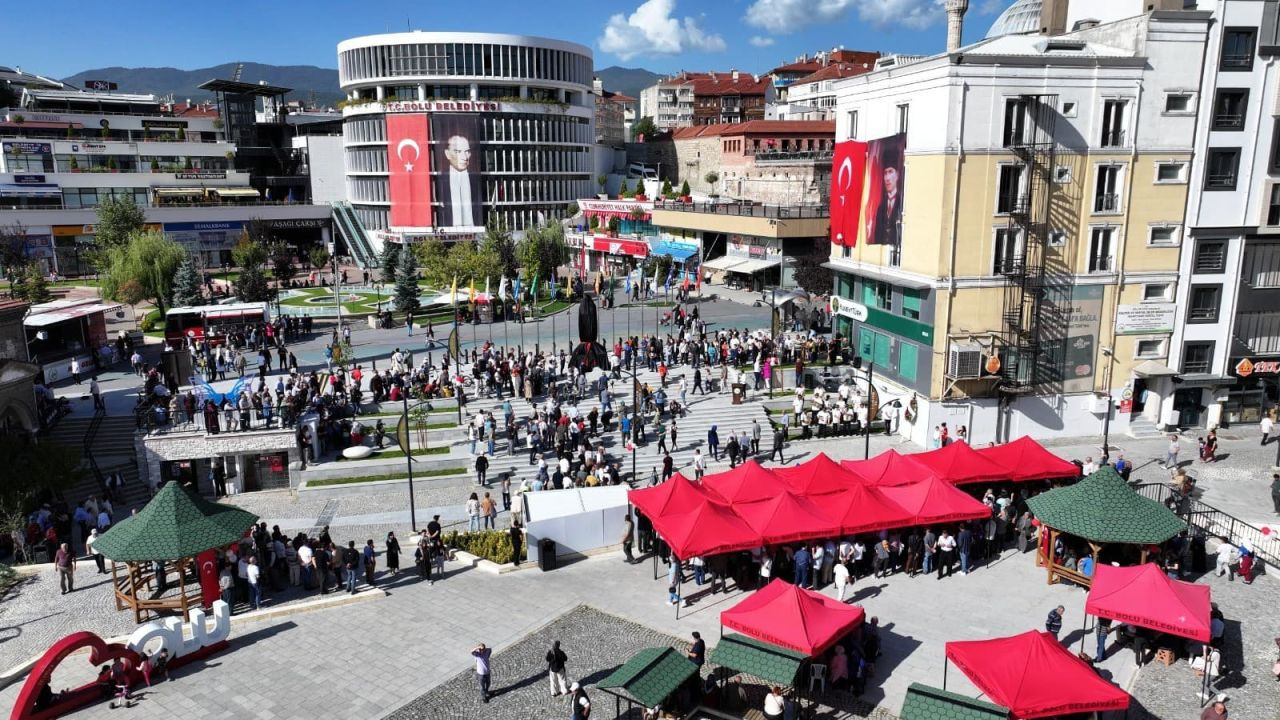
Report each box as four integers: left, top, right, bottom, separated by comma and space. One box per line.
752, 149, 833, 165
1093, 193, 1120, 214
1088, 254, 1115, 273
653, 199, 828, 219
1205, 173, 1237, 191
997, 194, 1030, 216
1099, 130, 1126, 148
1212, 113, 1244, 131
1220, 53, 1252, 70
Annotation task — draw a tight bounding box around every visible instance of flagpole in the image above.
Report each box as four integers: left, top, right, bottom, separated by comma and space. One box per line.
502, 276, 510, 355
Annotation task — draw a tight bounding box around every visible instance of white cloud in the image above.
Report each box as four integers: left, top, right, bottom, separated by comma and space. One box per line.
977, 0, 1005, 14
749, 35, 776, 47
599, 0, 728, 61
744, 0, 945, 32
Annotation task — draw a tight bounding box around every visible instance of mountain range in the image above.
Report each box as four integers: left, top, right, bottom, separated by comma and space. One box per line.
60, 63, 661, 109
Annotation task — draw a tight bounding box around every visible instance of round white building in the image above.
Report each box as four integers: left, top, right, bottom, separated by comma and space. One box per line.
337, 32, 594, 238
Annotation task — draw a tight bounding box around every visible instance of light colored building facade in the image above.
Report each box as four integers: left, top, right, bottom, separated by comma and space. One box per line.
827, 9, 1209, 446
642, 71, 774, 131
336, 32, 595, 242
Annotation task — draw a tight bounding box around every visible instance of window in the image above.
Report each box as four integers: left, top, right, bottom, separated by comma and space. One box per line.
1003, 98, 1028, 146
993, 228, 1022, 274
1048, 229, 1067, 247
1164, 93, 1194, 114
1181, 342, 1215, 373
856, 327, 891, 369
1221, 28, 1256, 70
1100, 99, 1126, 147
996, 165, 1025, 214
1194, 240, 1227, 273
1270, 119, 1280, 174
1188, 284, 1222, 323
1269, 185, 1280, 226
1061, 101, 1077, 117
1088, 227, 1115, 273
1242, 243, 1280, 287
896, 104, 910, 134
1094, 165, 1121, 213
1053, 166, 1072, 183
1155, 162, 1186, 184
1204, 148, 1240, 190
847, 109, 858, 140
1148, 225, 1180, 247
1142, 283, 1173, 301
1136, 339, 1168, 358
862, 280, 892, 311
901, 289, 923, 320
899, 342, 919, 382
1211, 89, 1249, 131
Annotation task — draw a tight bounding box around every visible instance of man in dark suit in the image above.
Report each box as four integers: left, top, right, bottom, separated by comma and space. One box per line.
435, 132, 482, 227
870, 148, 902, 246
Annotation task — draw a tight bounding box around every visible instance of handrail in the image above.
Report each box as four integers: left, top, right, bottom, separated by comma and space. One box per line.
1131, 482, 1278, 569
83, 408, 108, 496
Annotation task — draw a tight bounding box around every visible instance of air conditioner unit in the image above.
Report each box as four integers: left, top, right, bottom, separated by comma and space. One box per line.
947, 342, 983, 379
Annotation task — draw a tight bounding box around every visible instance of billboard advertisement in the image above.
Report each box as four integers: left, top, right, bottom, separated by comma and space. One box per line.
864, 133, 906, 246
386, 113, 433, 228
829, 140, 868, 247
431, 114, 485, 229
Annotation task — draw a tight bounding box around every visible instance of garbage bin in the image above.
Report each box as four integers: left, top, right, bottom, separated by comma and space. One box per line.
732, 383, 747, 405
804, 373, 817, 391
539, 538, 557, 571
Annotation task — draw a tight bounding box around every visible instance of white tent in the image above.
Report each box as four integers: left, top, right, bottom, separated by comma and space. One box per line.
523, 486, 630, 565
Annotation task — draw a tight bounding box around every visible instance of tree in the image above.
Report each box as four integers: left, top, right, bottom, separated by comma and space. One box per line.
394, 242, 420, 314
94, 196, 146, 254
632, 116, 657, 140
413, 238, 449, 287
517, 223, 569, 288
0, 224, 30, 288
793, 239, 834, 295
0, 436, 85, 548
661, 179, 673, 197
704, 171, 720, 195
481, 220, 518, 281
171, 252, 203, 307
309, 246, 331, 271
680, 179, 691, 197
22, 264, 51, 303
101, 230, 185, 315
379, 240, 399, 283
268, 241, 294, 286
232, 237, 273, 303
618, 179, 630, 198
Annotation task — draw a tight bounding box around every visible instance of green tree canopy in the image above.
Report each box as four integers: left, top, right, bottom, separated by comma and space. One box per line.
171, 252, 203, 307
632, 116, 657, 140
94, 196, 146, 254
0, 224, 29, 284
268, 241, 294, 285
481, 220, 518, 280
309, 246, 331, 270
0, 436, 85, 543
101, 230, 185, 315
22, 264, 51, 303
232, 236, 273, 303
680, 179, 691, 196
380, 239, 400, 282
394, 242, 420, 313
517, 223, 568, 289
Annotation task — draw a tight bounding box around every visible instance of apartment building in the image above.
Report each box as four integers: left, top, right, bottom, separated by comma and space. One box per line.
827, 8, 1208, 446
641, 71, 775, 131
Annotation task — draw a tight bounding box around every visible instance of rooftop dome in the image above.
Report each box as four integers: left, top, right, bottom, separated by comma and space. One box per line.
985, 0, 1044, 38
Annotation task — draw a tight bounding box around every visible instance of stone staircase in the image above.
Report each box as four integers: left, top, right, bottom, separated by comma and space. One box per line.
43, 413, 150, 513
1126, 415, 1166, 440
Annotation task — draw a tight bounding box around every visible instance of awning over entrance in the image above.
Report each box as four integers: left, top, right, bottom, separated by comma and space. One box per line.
209, 187, 261, 198
155, 187, 207, 196
728, 257, 781, 274
702, 255, 742, 271
1132, 360, 1180, 378
24, 302, 123, 327
648, 238, 699, 262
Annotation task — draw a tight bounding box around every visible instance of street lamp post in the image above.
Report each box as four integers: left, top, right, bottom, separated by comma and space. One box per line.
331, 250, 343, 332
1100, 347, 1116, 463
402, 392, 418, 531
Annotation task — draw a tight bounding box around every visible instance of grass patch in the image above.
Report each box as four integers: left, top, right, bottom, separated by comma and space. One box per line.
335, 445, 451, 462
307, 465, 466, 486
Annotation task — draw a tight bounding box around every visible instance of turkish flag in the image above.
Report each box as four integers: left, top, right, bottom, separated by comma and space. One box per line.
830, 140, 868, 247
196, 549, 220, 609
387, 114, 433, 227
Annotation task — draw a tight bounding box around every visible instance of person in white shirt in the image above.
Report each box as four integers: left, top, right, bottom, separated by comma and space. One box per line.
764, 687, 785, 719
1082, 457, 1099, 476
246, 556, 262, 610
1262, 414, 1274, 446
297, 543, 314, 588
833, 559, 851, 602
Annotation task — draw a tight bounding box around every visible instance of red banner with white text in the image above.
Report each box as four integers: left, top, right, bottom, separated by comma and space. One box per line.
830, 140, 868, 247
386, 114, 433, 228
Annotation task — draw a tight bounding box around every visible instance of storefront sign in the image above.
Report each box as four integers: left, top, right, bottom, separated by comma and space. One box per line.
54, 223, 161, 237
383, 100, 500, 113
70, 142, 109, 154
1118, 385, 1134, 414
263, 217, 329, 229
591, 236, 649, 258
829, 296, 868, 321
1060, 285, 1104, 394
727, 234, 782, 259
83, 80, 119, 91
580, 199, 653, 216
4, 141, 51, 155
164, 221, 245, 232
1233, 357, 1280, 377
143, 119, 188, 129
175, 171, 226, 180
12, 174, 46, 184
1115, 303, 1176, 335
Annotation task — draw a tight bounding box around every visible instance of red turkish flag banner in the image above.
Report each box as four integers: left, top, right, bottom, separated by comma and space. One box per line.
830, 140, 868, 247
387, 113, 433, 227
196, 549, 220, 609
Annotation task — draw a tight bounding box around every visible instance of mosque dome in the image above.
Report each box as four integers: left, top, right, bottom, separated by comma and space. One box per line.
985, 0, 1044, 38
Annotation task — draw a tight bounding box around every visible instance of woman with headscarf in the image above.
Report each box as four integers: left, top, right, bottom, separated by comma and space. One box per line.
385, 532, 401, 576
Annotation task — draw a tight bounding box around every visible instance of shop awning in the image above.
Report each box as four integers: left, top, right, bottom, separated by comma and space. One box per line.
709, 633, 807, 688
210, 187, 261, 198
1085, 563, 1212, 642
597, 647, 699, 708
702, 255, 744, 271
945, 631, 1130, 718
155, 187, 208, 196
880, 477, 992, 526
648, 239, 699, 262
728, 257, 781, 274
975, 436, 1080, 482
24, 302, 123, 327
1132, 359, 1180, 378
721, 579, 865, 656
0, 183, 60, 198
910, 440, 1011, 485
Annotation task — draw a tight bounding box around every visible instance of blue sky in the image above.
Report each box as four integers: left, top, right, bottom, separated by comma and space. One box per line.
8, 0, 1012, 80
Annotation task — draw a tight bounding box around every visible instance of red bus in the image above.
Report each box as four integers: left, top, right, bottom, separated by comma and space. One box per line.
164, 302, 270, 347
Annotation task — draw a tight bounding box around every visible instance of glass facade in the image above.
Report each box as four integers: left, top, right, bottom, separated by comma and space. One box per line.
339, 41, 591, 87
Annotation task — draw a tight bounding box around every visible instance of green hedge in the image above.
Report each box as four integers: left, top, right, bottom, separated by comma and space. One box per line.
444, 529, 526, 565
140, 309, 162, 332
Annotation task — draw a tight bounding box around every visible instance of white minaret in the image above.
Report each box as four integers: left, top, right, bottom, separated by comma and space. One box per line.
946, 0, 969, 52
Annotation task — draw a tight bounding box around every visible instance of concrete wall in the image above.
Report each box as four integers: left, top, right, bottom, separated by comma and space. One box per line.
298, 134, 347, 205
141, 429, 300, 492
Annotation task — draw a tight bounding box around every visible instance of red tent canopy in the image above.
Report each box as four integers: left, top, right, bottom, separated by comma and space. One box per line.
702, 459, 784, 504
976, 436, 1080, 482
880, 477, 991, 526
841, 449, 934, 487
653, 499, 762, 559
946, 631, 1130, 718
734, 492, 841, 545
828, 483, 917, 535
629, 473, 716, 518
910, 441, 1010, 485
1085, 563, 1212, 642
721, 578, 865, 656
772, 453, 861, 496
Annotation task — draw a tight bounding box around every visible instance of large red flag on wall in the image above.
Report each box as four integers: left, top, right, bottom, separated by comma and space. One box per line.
830, 140, 868, 247
387, 113, 433, 227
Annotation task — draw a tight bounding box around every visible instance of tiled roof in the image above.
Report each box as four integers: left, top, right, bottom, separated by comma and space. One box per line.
901, 683, 1009, 720
93, 482, 259, 562
709, 633, 807, 687
794, 62, 875, 85
689, 73, 771, 96
771, 50, 880, 76
596, 647, 699, 707
1025, 465, 1184, 544
671, 120, 834, 139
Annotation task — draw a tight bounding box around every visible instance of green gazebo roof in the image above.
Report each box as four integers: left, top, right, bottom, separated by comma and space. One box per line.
901, 683, 1009, 720
597, 647, 699, 708
709, 633, 807, 688
1025, 465, 1183, 544
93, 483, 259, 562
